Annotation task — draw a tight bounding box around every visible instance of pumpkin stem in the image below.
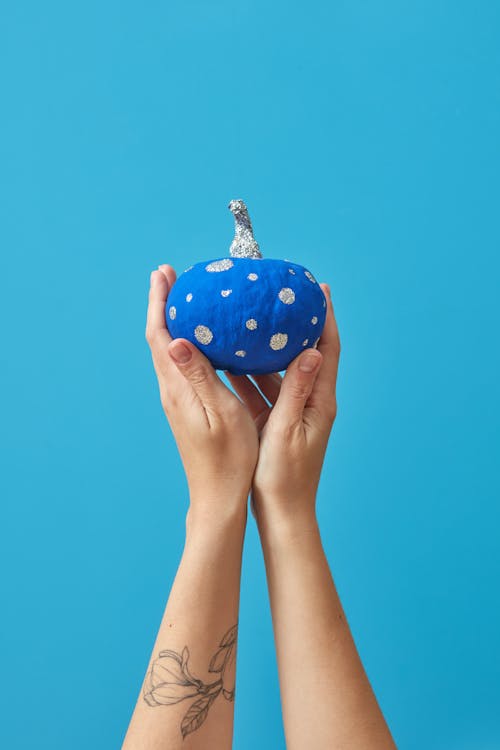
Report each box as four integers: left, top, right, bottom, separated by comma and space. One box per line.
228, 199, 263, 259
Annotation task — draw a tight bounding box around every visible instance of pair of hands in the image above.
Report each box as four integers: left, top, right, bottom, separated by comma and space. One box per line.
145, 264, 340, 529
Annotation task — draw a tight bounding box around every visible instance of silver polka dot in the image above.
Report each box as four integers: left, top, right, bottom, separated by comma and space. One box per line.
269, 332, 288, 351
302, 338, 309, 346
304, 270, 317, 283
169, 306, 176, 320
221, 289, 232, 297
206, 259, 234, 272
313, 337, 320, 348
194, 325, 213, 345
288, 268, 296, 275
246, 318, 258, 330
278, 287, 295, 305
323, 298, 326, 307
186, 293, 193, 302
311, 316, 318, 324
247, 272, 258, 281
235, 350, 246, 357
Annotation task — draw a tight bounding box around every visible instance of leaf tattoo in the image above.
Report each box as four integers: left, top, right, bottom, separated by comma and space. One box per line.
219, 624, 237, 647
208, 647, 227, 673
143, 623, 238, 740
181, 692, 220, 740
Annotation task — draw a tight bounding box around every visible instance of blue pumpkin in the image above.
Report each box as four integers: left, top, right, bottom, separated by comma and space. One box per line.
166, 200, 326, 375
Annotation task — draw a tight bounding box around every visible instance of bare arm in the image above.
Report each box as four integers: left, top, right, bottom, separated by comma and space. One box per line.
228, 284, 396, 750
123, 511, 247, 750
123, 266, 258, 750
257, 520, 394, 749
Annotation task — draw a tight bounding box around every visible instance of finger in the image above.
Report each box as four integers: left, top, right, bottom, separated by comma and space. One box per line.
145, 270, 173, 364
157, 263, 177, 289
168, 338, 238, 422
270, 348, 323, 428
226, 373, 270, 425
310, 283, 340, 402
251, 372, 282, 405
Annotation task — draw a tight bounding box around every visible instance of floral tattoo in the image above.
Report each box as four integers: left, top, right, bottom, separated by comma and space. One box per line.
143, 623, 237, 740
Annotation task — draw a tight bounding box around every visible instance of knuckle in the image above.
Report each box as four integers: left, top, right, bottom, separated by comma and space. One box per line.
160, 386, 179, 413
287, 381, 309, 402
187, 364, 209, 387
324, 396, 337, 422
145, 327, 160, 347
331, 328, 341, 354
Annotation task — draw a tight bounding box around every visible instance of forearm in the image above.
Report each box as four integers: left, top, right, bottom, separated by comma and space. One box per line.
123, 500, 247, 750
257, 504, 395, 750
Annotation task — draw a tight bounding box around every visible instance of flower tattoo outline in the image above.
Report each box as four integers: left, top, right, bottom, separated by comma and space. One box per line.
143, 623, 238, 739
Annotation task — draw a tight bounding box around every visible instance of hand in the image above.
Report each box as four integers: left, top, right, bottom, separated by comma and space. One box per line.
145, 265, 259, 520
226, 284, 340, 529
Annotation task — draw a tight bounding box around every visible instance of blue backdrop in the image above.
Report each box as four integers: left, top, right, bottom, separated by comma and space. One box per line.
1, 2, 499, 748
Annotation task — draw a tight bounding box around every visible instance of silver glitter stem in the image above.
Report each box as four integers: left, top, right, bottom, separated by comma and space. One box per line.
228, 199, 263, 259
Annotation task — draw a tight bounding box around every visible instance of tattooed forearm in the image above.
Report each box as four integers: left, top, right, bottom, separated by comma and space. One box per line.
143, 623, 238, 740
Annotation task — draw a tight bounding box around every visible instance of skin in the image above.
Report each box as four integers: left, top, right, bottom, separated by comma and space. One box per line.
122, 265, 396, 750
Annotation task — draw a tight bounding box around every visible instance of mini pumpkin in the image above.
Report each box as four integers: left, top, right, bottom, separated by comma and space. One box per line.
166, 199, 326, 375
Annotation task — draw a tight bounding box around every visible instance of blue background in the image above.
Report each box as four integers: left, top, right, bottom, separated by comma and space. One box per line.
1, 2, 499, 748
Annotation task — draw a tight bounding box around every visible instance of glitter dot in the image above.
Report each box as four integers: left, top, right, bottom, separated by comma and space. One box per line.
269, 332, 288, 351
247, 273, 258, 281
206, 259, 234, 272
302, 338, 309, 346
313, 337, 320, 348
288, 268, 296, 275
186, 293, 193, 302
304, 270, 317, 283
323, 298, 326, 308
278, 287, 295, 305
169, 306, 176, 320
194, 325, 213, 345
235, 350, 246, 357
246, 318, 258, 330
311, 316, 318, 324
221, 289, 232, 297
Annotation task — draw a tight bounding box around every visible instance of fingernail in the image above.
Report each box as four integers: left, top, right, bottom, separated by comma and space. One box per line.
299, 352, 320, 373
150, 270, 158, 286
169, 341, 192, 364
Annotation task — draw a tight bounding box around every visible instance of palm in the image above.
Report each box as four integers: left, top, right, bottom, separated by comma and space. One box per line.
226, 282, 340, 517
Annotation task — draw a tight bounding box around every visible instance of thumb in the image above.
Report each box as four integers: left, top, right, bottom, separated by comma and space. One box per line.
270, 349, 322, 426
168, 338, 227, 409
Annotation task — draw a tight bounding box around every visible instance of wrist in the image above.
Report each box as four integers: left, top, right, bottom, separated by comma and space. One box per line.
186, 494, 248, 539
257, 515, 323, 563
253, 497, 319, 546
182, 501, 248, 575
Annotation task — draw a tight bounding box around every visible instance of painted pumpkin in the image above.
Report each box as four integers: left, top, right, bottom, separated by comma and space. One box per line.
166, 200, 326, 375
